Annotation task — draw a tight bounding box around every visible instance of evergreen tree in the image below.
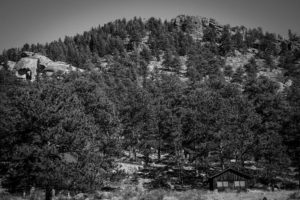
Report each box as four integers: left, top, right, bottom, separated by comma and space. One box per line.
285, 61, 300, 187
0, 77, 117, 200
231, 67, 245, 84
224, 65, 234, 78
244, 76, 291, 184
244, 58, 258, 79
219, 25, 233, 56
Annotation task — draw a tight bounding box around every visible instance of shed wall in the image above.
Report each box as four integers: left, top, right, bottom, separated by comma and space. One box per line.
210, 170, 249, 191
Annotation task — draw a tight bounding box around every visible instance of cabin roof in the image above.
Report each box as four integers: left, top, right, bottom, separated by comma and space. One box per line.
209, 168, 252, 180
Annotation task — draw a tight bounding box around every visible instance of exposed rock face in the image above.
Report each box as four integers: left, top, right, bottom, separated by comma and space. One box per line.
225, 50, 256, 71
171, 15, 222, 40
13, 52, 83, 81
45, 61, 83, 74
22, 51, 52, 66
60, 152, 78, 163
15, 58, 38, 81
7, 61, 16, 71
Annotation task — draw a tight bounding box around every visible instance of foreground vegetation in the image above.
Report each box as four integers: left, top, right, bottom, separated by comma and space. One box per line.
0, 189, 299, 200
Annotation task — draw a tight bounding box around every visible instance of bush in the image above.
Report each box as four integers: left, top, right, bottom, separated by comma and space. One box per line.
139, 189, 165, 200
288, 191, 300, 200
119, 186, 140, 200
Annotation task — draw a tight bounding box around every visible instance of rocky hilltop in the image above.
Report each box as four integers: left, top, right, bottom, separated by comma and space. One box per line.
1, 15, 299, 89
171, 15, 222, 40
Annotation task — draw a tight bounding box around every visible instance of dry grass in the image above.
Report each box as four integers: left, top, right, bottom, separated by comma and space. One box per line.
1, 189, 298, 200
128, 189, 297, 200
203, 190, 296, 200
0, 193, 25, 200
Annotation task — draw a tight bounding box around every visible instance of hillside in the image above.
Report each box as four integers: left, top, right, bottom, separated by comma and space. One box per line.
0, 15, 300, 199
1, 16, 298, 88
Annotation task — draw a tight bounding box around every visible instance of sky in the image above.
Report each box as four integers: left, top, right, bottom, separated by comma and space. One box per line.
0, 0, 299, 52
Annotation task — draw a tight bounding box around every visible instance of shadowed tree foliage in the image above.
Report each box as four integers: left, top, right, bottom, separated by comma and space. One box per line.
0, 74, 119, 200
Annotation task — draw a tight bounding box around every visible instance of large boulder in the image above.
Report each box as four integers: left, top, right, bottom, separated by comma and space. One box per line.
14, 57, 38, 81
29, 53, 52, 66
45, 61, 84, 74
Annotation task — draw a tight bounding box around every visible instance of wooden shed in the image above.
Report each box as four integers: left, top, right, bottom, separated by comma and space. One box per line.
208, 168, 252, 191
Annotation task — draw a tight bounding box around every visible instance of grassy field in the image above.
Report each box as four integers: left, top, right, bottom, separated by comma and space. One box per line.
1, 189, 298, 200
143, 190, 298, 200
203, 190, 298, 200
0, 187, 300, 200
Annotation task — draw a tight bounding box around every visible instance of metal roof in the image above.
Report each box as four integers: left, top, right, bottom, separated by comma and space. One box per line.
209, 167, 252, 179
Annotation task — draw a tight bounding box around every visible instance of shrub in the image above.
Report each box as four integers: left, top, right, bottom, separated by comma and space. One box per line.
139, 189, 165, 200
288, 191, 300, 200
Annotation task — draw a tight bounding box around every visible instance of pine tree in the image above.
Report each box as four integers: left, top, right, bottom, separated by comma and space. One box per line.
0, 77, 117, 200
224, 65, 233, 78
244, 76, 291, 185
219, 25, 233, 56
244, 58, 258, 79
231, 67, 245, 84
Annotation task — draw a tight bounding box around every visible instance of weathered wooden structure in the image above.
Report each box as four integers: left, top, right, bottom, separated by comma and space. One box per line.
209, 168, 251, 191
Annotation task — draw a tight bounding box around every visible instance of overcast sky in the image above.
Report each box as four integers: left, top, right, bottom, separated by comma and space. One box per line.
0, 0, 299, 52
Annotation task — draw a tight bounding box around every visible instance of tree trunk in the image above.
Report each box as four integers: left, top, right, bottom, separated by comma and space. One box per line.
45, 187, 52, 200
129, 146, 136, 161
219, 145, 225, 170
298, 165, 300, 190
221, 160, 225, 170
133, 147, 137, 161
29, 186, 35, 200
158, 138, 161, 161
240, 155, 245, 168
220, 153, 225, 170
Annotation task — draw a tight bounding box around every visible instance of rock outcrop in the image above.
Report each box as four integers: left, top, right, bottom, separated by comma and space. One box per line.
7, 61, 16, 71
14, 58, 38, 81
22, 51, 52, 66
225, 50, 255, 71
12, 52, 83, 81
171, 15, 222, 40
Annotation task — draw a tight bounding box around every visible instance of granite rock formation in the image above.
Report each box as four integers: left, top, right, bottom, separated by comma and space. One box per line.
13, 51, 83, 81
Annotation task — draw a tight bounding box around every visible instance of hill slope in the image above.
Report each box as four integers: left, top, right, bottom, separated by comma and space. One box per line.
0, 15, 300, 196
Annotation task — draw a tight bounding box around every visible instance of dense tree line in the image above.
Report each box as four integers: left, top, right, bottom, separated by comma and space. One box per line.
0, 16, 287, 69
0, 16, 300, 198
